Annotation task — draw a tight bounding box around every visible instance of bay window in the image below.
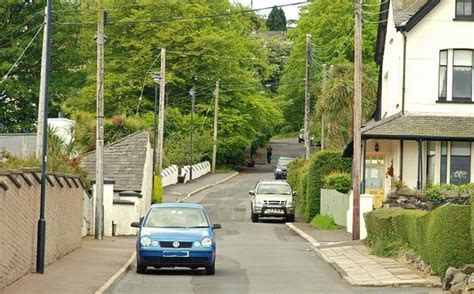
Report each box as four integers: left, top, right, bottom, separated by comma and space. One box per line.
438, 50, 448, 100
456, 0, 473, 18
453, 50, 473, 101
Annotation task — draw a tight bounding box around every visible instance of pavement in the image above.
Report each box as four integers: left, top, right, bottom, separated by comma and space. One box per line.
287, 217, 442, 289
1, 172, 238, 294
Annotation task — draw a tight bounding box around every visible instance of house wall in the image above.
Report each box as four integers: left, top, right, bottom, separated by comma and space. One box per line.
112, 200, 140, 236
140, 140, 153, 217
381, 0, 474, 117
0, 171, 83, 289
91, 182, 115, 237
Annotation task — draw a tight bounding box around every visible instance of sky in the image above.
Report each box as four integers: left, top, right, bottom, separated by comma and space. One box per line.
231, 0, 308, 20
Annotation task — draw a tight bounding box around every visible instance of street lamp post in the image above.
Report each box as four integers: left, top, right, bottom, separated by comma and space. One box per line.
189, 88, 195, 182
152, 73, 161, 194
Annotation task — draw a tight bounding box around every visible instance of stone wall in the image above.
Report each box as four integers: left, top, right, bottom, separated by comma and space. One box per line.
0, 170, 84, 289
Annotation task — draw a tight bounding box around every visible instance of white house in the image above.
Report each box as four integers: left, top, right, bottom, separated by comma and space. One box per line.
349, 0, 474, 207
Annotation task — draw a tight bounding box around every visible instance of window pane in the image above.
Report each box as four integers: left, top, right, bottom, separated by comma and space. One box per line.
452, 142, 471, 156
457, 1, 464, 15
438, 66, 447, 98
453, 66, 472, 99
450, 156, 470, 185
440, 51, 448, 66
440, 142, 447, 184
441, 141, 448, 155
454, 50, 473, 66
465, 0, 472, 15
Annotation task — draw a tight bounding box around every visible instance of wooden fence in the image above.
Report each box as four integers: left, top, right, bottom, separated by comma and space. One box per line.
320, 189, 350, 227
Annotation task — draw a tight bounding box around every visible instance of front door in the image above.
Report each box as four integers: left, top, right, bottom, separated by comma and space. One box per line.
365, 153, 386, 208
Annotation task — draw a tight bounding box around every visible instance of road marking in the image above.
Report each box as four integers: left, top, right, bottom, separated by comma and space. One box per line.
179, 172, 239, 202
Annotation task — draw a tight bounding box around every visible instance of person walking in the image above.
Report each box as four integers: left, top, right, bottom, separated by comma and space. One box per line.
266, 145, 273, 164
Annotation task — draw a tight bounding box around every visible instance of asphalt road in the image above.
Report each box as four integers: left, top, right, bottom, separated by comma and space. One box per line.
112, 138, 433, 294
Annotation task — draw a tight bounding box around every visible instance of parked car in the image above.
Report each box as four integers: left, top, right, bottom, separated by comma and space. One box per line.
274, 156, 295, 179
131, 203, 221, 275
249, 179, 296, 223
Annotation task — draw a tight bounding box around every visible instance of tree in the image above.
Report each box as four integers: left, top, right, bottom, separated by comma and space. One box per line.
266, 6, 286, 31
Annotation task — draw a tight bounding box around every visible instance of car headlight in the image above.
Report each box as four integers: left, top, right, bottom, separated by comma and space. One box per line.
276, 168, 282, 172
140, 236, 152, 247
255, 199, 263, 205
201, 237, 213, 248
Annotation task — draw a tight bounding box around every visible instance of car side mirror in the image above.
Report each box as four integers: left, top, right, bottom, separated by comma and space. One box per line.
249, 190, 255, 195
212, 224, 222, 229
293, 191, 297, 196
130, 221, 140, 228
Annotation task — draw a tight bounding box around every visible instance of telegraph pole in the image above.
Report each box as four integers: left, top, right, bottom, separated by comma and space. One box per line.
189, 89, 196, 182
352, 0, 363, 240
157, 48, 166, 174
36, 0, 52, 274
304, 34, 312, 161
95, 7, 106, 240
212, 81, 219, 174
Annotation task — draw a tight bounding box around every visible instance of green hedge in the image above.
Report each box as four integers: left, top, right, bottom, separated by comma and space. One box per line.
323, 172, 352, 194
287, 157, 305, 190
365, 206, 474, 275
305, 151, 351, 222
152, 175, 164, 204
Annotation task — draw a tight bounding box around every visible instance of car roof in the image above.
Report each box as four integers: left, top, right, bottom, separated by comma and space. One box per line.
278, 156, 295, 160
258, 179, 290, 185
150, 203, 205, 209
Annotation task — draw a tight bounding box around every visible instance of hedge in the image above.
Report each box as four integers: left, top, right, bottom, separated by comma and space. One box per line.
287, 157, 305, 190
305, 151, 351, 222
323, 172, 352, 194
152, 175, 164, 204
365, 206, 474, 275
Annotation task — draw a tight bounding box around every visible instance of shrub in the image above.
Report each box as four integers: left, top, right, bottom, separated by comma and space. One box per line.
305, 151, 351, 222
425, 185, 445, 203
287, 157, 304, 190
152, 175, 164, 204
365, 206, 474, 275
323, 172, 351, 194
296, 161, 311, 216
310, 214, 341, 230
391, 179, 406, 191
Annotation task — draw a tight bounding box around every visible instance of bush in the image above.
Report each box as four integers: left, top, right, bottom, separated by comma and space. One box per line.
305, 151, 351, 222
287, 157, 304, 190
323, 172, 351, 194
152, 175, 163, 204
425, 185, 445, 203
365, 206, 474, 275
310, 214, 341, 230
296, 161, 311, 216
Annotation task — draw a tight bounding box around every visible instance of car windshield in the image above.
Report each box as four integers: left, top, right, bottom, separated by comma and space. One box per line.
257, 183, 291, 195
277, 158, 294, 166
143, 207, 209, 228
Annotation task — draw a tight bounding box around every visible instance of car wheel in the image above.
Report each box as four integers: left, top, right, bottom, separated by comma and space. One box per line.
251, 212, 259, 223
205, 260, 215, 275
136, 261, 147, 274
286, 214, 295, 222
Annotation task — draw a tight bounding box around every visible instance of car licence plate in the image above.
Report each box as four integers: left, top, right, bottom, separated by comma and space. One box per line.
163, 251, 189, 257
266, 209, 284, 214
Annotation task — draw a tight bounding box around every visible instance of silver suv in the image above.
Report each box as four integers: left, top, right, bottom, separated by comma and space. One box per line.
249, 180, 295, 223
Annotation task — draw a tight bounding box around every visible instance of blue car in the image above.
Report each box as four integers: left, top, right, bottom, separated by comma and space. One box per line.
131, 203, 221, 275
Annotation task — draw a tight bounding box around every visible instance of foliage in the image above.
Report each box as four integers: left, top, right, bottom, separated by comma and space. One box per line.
323, 172, 351, 194
310, 214, 341, 230
286, 156, 304, 190
152, 175, 163, 204
277, 0, 379, 138
391, 179, 406, 191
425, 186, 445, 203
365, 206, 474, 275
266, 6, 286, 31
164, 130, 212, 167
305, 151, 351, 221
0, 1, 86, 132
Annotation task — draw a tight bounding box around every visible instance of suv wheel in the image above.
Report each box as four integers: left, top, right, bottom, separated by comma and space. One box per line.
251, 212, 259, 223
298, 138, 303, 143
286, 214, 295, 222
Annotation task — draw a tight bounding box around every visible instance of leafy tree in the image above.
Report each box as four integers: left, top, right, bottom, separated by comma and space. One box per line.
266, 6, 286, 31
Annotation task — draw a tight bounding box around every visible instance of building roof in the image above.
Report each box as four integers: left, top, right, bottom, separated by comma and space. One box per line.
80, 131, 149, 191
361, 114, 474, 141
0, 133, 36, 158
392, 0, 428, 26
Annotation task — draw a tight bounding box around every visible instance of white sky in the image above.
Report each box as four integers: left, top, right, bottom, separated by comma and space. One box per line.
231, 0, 308, 20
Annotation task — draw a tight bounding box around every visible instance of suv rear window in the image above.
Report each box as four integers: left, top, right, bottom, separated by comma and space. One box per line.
257, 183, 291, 195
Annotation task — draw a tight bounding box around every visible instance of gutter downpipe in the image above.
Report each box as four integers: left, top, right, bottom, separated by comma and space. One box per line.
402, 31, 407, 115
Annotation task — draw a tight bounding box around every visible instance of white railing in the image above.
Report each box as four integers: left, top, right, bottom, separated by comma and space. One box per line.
161, 165, 179, 187
180, 161, 211, 183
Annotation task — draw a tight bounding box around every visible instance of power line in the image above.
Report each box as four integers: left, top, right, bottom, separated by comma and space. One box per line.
0, 12, 42, 41
136, 52, 161, 114
1, 26, 43, 85
0, 24, 43, 48
53, 2, 308, 25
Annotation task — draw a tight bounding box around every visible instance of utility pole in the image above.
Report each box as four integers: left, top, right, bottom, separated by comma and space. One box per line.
304, 34, 312, 161
352, 0, 363, 241
189, 88, 196, 182
212, 81, 219, 174
36, 5, 51, 159
152, 72, 160, 197
157, 48, 166, 175
36, 0, 52, 274
95, 7, 106, 240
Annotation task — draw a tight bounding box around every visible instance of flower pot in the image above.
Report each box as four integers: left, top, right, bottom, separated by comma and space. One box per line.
178, 175, 186, 183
